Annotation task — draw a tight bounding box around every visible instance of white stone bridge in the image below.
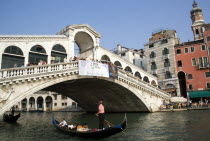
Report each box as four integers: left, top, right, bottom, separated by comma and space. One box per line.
0, 24, 171, 115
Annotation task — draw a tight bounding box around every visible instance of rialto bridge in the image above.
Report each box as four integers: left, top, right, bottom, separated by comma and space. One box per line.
0, 24, 171, 115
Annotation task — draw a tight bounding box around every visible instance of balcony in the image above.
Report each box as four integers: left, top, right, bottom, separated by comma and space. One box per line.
198, 63, 209, 69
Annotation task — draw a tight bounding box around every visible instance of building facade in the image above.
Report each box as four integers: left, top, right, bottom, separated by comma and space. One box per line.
174, 1, 210, 101
14, 91, 79, 112
113, 44, 147, 71
144, 30, 180, 96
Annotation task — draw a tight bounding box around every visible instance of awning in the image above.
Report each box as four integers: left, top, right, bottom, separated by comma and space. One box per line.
189, 90, 210, 98
171, 97, 187, 103
163, 88, 176, 93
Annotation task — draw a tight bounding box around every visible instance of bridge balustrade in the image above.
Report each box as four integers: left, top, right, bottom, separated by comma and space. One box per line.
0, 61, 78, 79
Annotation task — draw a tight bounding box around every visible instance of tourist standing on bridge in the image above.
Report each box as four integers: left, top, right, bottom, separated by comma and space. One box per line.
96, 101, 105, 129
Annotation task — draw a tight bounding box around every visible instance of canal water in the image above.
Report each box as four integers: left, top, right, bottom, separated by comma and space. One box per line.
0, 110, 210, 141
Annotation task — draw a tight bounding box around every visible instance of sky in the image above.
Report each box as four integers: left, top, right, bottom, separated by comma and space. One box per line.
0, 0, 210, 51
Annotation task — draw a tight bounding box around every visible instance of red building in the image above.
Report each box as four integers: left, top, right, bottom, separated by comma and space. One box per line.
174, 1, 210, 101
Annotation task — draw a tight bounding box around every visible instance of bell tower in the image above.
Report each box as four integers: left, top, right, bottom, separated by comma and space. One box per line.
190, 1, 205, 40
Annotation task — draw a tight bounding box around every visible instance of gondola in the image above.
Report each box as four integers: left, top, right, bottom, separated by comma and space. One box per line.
52, 115, 127, 139
3, 113, 21, 123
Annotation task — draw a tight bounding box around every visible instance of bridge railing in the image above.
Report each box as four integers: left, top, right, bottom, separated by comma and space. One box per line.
117, 69, 171, 98
0, 61, 79, 80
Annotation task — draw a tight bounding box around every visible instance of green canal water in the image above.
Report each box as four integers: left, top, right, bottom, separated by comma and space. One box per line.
0, 110, 210, 141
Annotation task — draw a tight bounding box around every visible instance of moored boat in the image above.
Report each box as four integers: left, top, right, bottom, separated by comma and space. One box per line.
52, 115, 127, 139
3, 113, 21, 123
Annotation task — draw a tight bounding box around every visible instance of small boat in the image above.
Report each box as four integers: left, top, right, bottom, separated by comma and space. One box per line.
52, 115, 127, 139
3, 113, 21, 123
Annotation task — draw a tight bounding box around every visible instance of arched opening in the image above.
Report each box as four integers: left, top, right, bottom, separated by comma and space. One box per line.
45, 96, 53, 111
165, 84, 177, 97
151, 80, 157, 86
29, 45, 47, 65
2, 46, 24, 69
74, 32, 94, 58
150, 51, 156, 58
29, 97, 35, 111
114, 61, 122, 68
125, 66, 132, 73
21, 98, 27, 111
37, 96, 44, 111
178, 71, 187, 97
51, 44, 67, 63
101, 55, 110, 63
143, 76, 150, 83
135, 72, 142, 79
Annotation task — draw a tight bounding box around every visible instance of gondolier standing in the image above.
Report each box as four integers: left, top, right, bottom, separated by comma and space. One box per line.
96, 101, 105, 129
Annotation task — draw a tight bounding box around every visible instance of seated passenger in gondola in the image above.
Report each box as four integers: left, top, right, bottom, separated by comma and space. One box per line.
67, 122, 75, 130
58, 118, 67, 127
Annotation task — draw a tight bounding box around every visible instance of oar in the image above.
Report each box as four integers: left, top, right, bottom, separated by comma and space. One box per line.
95, 114, 114, 127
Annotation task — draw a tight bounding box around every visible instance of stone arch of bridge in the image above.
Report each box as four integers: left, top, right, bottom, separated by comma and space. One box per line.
1, 76, 152, 114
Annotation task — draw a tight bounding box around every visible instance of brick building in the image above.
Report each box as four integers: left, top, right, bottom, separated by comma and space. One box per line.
174, 1, 210, 101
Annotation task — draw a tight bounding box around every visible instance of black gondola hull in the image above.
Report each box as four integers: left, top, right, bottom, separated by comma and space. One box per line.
3, 113, 21, 123
52, 116, 127, 139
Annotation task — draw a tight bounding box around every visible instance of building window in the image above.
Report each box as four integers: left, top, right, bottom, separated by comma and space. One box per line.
207, 82, 210, 89
161, 39, 168, 44
201, 45, 206, 50
190, 47, 195, 52
150, 51, 156, 58
164, 59, 170, 67
62, 103, 64, 106
54, 103, 57, 106
54, 95, 57, 100
207, 36, 210, 42
177, 61, 182, 67
165, 71, 172, 79
65, 102, 67, 106
162, 48, 169, 55
205, 72, 210, 78
185, 48, 189, 53
188, 74, 193, 79
121, 53, 125, 56
176, 49, 181, 54
192, 58, 196, 66
149, 43, 154, 48
151, 62, 157, 70
189, 84, 193, 90
208, 46, 210, 55
199, 57, 208, 68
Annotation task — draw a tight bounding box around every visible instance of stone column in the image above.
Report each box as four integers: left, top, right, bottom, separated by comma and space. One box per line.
27, 98, 30, 111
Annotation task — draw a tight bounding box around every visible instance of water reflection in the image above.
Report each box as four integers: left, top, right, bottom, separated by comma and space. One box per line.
0, 111, 210, 141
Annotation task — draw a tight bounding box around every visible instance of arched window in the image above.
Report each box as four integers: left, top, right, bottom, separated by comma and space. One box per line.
143, 76, 150, 83
51, 44, 67, 63
29, 45, 47, 65
150, 51, 156, 58
125, 66, 132, 73
151, 62, 157, 70
135, 72, 142, 79
30, 45, 46, 54
164, 59, 170, 67
162, 48, 169, 55
2, 46, 24, 69
151, 80, 157, 86
101, 55, 110, 63
114, 61, 122, 68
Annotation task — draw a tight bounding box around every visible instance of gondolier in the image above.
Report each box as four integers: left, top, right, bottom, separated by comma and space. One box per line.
96, 101, 105, 129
